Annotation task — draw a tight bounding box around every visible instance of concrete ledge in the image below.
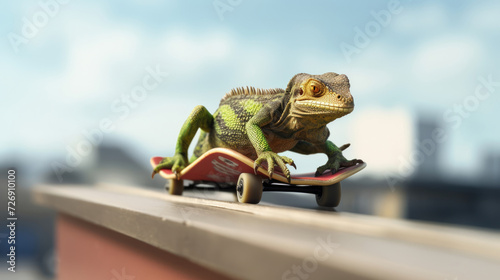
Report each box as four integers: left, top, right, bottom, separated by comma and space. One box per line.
33, 184, 500, 280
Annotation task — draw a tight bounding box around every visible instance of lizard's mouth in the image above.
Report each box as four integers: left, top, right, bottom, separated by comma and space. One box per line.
295, 100, 354, 114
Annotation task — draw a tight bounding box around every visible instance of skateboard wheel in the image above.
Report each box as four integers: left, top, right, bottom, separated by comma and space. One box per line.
316, 182, 341, 207
236, 173, 263, 204
168, 179, 184, 195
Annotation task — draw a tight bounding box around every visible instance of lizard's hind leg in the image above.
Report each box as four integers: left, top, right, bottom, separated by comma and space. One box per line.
152, 105, 214, 178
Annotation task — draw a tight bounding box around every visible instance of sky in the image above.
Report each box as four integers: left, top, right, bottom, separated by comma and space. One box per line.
1, 0, 499, 185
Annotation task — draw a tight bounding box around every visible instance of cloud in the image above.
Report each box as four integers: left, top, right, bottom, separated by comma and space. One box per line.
411, 36, 483, 83
391, 2, 448, 34
160, 30, 234, 70
347, 68, 393, 96
465, 2, 500, 31
45, 8, 141, 102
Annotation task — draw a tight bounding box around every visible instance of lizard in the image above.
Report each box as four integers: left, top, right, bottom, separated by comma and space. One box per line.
151, 72, 363, 181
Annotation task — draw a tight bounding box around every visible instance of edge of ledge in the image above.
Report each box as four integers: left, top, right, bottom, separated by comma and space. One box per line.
33, 184, 500, 280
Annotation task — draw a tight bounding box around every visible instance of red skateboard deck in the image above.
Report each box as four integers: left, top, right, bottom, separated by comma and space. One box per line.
150, 148, 366, 186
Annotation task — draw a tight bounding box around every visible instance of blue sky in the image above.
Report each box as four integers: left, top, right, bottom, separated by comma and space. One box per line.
1, 0, 499, 183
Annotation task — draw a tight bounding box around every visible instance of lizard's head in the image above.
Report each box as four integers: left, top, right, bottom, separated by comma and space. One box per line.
286, 72, 354, 123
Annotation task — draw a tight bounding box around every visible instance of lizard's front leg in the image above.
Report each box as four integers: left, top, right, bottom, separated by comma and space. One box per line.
246, 108, 295, 182
152, 105, 213, 178
291, 140, 363, 176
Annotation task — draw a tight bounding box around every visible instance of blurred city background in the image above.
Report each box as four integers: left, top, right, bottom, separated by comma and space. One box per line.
1, 0, 499, 279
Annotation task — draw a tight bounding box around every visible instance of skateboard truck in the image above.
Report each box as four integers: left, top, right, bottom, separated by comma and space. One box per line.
236, 173, 342, 207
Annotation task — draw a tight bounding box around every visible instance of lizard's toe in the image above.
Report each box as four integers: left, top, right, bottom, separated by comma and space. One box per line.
339, 159, 364, 168
315, 161, 340, 176
152, 165, 165, 178
267, 157, 274, 180
254, 152, 294, 181
253, 158, 264, 175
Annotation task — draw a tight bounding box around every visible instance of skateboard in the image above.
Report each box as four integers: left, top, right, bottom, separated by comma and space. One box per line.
150, 148, 366, 207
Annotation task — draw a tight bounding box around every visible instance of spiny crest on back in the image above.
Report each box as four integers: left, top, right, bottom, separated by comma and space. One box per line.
220, 86, 285, 103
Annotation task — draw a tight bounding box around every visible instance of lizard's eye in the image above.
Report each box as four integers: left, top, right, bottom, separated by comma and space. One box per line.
311, 84, 321, 94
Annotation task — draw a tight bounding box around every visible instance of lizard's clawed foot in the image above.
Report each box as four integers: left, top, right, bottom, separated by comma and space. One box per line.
151, 154, 188, 180
315, 155, 363, 177
254, 151, 295, 183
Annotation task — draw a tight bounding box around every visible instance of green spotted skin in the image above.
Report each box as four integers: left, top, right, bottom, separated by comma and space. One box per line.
153, 72, 363, 179
204, 93, 290, 159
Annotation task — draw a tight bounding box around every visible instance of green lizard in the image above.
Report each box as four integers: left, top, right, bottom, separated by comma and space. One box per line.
152, 72, 363, 181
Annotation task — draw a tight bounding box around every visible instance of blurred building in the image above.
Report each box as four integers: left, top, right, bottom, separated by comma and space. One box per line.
340, 115, 500, 229
405, 117, 500, 229
44, 142, 165, 188
93, 143, 164, 188
481, 151, 500, 186
413, 117, 443, 180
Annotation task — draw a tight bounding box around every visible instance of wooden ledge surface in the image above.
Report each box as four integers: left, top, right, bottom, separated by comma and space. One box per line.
33, 184, 500, 280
